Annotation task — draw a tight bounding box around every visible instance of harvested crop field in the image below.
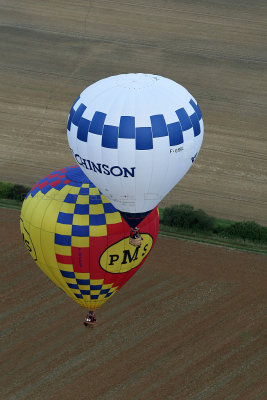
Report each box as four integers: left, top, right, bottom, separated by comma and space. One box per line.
1, 0, 267, 225
1, 1, 267, 398
1, 208, 267, 399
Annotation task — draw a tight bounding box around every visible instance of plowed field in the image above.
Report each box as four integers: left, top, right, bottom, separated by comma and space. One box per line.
1, 0, 267, 224
1, 208, 266, 399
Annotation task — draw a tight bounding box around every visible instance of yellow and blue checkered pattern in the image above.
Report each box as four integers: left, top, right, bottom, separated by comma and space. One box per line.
21, 166, 125, 310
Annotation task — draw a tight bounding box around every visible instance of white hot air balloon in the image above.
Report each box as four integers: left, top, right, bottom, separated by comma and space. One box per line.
67, 74, 204, 227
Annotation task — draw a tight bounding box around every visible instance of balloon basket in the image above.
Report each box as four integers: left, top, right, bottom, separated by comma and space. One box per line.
84, 311, 97, 327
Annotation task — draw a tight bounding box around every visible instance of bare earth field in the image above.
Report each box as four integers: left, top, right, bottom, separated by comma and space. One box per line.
0, 0, 267, 225
1, 208, 267, 400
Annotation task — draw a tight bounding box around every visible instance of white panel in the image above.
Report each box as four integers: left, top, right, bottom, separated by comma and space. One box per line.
146, 136, 170, 201
134, 149, 154, 212
117, 138, 136, 203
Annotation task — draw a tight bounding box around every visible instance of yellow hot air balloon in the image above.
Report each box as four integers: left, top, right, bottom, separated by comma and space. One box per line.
20, 166, 159, 325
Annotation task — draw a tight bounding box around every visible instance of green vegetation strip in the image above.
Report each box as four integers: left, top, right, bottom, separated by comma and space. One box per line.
1, 181, 266, 254
159, 226, 267, 255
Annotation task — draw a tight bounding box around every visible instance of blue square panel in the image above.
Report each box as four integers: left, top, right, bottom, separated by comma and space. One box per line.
89, 214, 106, 226
77, 279, 90, 285
103, 203, 117, 213
74, 204, 89, 214
90, 285, 102, 290
72, 103, 86, 126
80, 290, 90, 295
57, 212, 74, 225
67, 107, 75, 131
55, 234, 71, 246
64, 194, 78, 204
100, 288, 110, 294
60, 270, 75, 278
89, 111, 106, 135
176, 108, 192, 131
190, 113, 201, 136
102, 125, 119, 149
136, 127, 153, 150
167, 122, 183, 146
67, 283, 79, 289
79, 187, 89, 195
67, 96, 80, 130
119, 116, 135, 138
150, 114, 168, 137
77, 117, 90, 142
190, 99, 202, 120
72, 225, 89, 237
41, 185, 52, 195
89, 195, 102, 204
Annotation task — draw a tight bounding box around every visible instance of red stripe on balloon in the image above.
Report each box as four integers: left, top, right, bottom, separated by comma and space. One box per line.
56, 254, 73, 264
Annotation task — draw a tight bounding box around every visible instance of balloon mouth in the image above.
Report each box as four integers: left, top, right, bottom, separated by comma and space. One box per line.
66, 166, 91, 184
119, 210, 153, 228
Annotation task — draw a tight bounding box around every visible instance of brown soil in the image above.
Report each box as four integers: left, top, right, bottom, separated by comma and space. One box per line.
1, 208, 266, 400
1, 1, 267, 225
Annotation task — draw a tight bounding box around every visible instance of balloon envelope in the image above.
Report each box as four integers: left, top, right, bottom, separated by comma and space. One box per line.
20, 166, 159, 310
67, 73, 204, 215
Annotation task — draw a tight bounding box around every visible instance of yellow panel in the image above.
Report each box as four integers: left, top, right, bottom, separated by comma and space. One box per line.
105, 212, 122, 225
41, 200, 64, 233
90, 225, 107, 237
75, 272, 90, 280
64, 277, 77, 284
20, 196, 31, 219
100, 194, 110, 203
51, 186, 71, 202
28, 223, 46, 265
82, 183, 89, 188
55, 244, 72, 256
97, 294, 110, 300
83, 300, 102, 308
82, 295, 91, 301
89, 187, 100, 195
102, 283, 114, 290
57, 263, 73, 271
72, 214, 89, 225
60, 203, 75, 214
76, 195, 90, 205
89, 204, 104, 214
32, 199, 53, 229
55, 223, 72, 236
90, 290, 101, 296
90, 279, 104, 285
69, 187, 80, 195
71, 236, 89, 247
22, 193, 44, 224
40, 229, 58, 267
69, 288, 82, 295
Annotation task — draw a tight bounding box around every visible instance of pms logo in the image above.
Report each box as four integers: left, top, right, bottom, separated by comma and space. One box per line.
99, 234, 153, 273
20, 218, 37, 261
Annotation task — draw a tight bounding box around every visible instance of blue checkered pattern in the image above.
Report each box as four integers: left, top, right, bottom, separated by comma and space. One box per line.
68, 98, 203, 150
59, 271, 116, 299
